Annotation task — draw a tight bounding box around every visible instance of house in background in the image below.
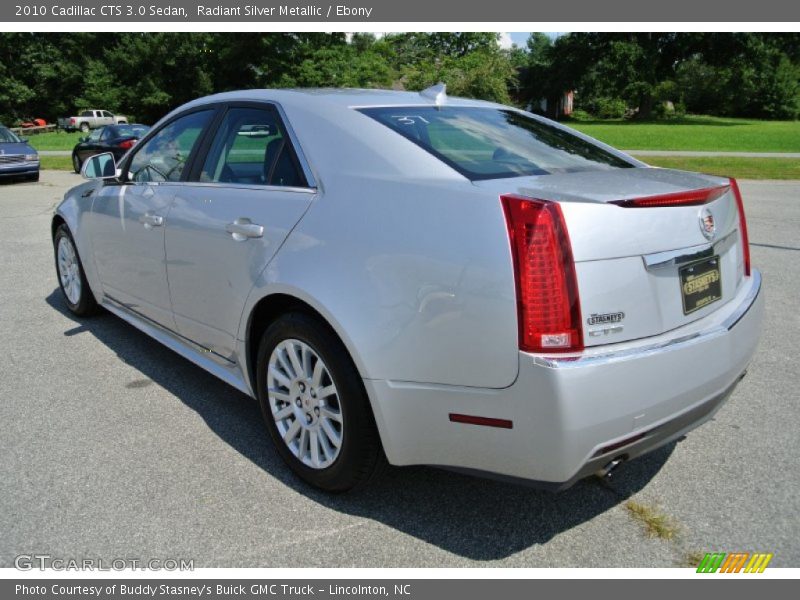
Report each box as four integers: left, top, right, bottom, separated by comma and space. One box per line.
511, 67, 575, 119
531, 90, 574, 119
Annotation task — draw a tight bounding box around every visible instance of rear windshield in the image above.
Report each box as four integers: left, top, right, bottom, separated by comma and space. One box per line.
358, 106, 633, 180
112, 124, 149, 138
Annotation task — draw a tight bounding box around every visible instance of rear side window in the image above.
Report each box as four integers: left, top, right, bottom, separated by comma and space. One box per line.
199, 107, 307, 188
358, 106, 633, 180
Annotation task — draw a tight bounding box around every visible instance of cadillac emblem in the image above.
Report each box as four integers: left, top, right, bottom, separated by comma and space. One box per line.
699, 207, 716, 241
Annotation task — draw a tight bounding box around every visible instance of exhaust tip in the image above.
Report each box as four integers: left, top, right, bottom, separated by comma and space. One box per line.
595, 457, 625, 480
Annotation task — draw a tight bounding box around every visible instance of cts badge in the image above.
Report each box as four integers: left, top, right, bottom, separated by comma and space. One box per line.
699, 207, 716, 240
587, 312, 625, 337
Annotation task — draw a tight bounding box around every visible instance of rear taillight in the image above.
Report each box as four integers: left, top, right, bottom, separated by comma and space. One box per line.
610, 185, 729, 208
117, 139, 136, 150
730, 178, 751, 276
69, 118, 75, 125
501, 194, 583, 353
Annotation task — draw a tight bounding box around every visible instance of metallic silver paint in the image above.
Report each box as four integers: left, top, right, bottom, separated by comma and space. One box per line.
54, 88, 764, 487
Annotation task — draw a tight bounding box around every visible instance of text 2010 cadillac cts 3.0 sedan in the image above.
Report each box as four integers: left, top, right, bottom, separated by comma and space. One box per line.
52, 86, 763, 492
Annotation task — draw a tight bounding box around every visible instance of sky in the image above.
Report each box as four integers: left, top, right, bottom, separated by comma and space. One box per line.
346, 32, 562, 49
506, 32, 565, 48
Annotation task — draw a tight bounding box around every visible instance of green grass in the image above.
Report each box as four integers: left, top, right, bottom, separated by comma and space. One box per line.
634, 155, 800, 179
23, 131, 86, 151
625, 501, 681, 541
40, 155, 74, 171
679, 550, 707, 569
569, 115, 800, 152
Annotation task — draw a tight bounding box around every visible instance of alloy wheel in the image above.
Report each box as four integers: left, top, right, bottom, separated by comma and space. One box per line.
57, 235, 82, 305
266, 339, 343, 469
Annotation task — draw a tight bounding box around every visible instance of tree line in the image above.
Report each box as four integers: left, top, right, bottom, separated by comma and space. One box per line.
0, 32, 797, 126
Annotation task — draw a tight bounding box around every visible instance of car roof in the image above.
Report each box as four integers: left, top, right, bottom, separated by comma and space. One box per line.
174, 87, 504, 114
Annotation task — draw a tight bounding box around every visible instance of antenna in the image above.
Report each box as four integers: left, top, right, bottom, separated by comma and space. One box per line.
420, 83, 447, 106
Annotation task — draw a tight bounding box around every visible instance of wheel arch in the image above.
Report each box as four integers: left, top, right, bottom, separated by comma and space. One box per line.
242, 290, 391, 464
51, 214, 67, 240
243, 291, 370, 394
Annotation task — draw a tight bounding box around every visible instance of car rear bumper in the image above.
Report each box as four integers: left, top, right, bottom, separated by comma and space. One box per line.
366, 269, 764, 488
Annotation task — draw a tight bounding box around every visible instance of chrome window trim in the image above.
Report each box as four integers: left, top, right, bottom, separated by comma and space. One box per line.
179, 181, 317, 194
533, 269, 761, 370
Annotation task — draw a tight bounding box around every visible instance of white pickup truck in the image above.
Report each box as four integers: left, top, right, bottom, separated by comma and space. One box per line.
58, 110, 128, 133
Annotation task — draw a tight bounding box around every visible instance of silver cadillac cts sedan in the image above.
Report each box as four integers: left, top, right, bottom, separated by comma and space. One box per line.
52, 86, 763, 492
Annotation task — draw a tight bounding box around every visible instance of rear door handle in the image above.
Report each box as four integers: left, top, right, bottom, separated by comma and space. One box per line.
226, 218, 264, 241
139, 212, 164, 229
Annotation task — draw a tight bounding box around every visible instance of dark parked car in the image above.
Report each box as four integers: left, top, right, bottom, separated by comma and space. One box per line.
0, 125, 39, 182
72, 123, 149, 173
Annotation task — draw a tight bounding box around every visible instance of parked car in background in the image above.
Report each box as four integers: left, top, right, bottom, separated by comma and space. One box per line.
72, 124, 150, 173
0, 125, 39, 182
58, 109, 128, 132
53, 87, 763, 492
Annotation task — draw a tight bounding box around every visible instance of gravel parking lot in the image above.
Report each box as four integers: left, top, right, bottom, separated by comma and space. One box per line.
1, 171, 798, 568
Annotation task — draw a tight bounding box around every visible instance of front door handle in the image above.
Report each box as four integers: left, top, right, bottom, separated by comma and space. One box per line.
139, 212, 164, 229
226, 218, 264, 241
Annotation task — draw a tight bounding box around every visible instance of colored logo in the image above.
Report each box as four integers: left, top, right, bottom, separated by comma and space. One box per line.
696, 552, 773, 573
699, 207, 716, 240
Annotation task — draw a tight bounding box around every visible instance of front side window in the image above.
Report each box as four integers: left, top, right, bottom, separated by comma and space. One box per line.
199, 107, 306, 188
127, 110, 212, 183
359, 106, 633, 180
102, 111, 113, 118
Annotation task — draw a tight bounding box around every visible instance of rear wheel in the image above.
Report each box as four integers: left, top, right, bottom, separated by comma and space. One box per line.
72, 153, 82, 174
28, 171, 39, 182
256, 312, 384, 492
53, 224, 98, 316
79, 122, 90, 133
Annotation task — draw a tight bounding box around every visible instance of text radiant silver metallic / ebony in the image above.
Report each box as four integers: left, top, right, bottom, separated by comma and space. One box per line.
52, 86, 763, 491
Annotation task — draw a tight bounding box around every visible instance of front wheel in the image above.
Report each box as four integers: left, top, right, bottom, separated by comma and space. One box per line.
53, 224, 98, 316
256, 312, 385, 492
72, 153, 82, 174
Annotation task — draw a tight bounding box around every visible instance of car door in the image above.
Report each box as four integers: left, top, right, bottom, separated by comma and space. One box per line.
165, 103, 316, 361
88, 108, 216, 328
100, 111, 114, 127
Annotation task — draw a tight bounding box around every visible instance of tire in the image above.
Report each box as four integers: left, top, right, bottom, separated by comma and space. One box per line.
53, 224, 99, 317
72, 153, 82, 174
79, 122, 90, 133
256, 312, 385, 492
28, 171, 39, 182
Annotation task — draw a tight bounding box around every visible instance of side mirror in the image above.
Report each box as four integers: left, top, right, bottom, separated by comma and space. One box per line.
82, 152, 117, 180
79, 136, 88, 142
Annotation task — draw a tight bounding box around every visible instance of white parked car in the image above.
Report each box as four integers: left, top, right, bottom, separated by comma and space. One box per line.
52, 86, 763, 491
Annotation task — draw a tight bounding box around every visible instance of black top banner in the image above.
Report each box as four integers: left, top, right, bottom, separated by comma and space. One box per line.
4, 0, 800, 22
